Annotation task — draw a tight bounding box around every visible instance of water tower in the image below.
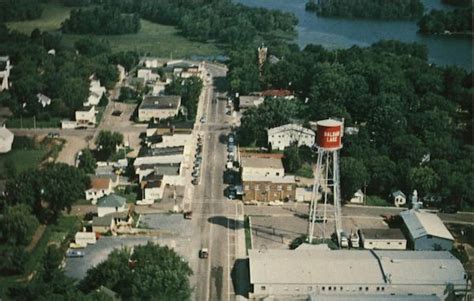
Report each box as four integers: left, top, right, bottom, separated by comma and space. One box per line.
307, 119, 344, 244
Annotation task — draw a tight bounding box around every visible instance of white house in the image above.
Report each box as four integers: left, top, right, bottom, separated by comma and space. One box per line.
97, 194, 127, 217
117, 64, 126, 82
0, 56, 11, 92
391, 190, 406, 207
137, 69, 160, 82
0, 126, 14, 153
84, 77, 106, 107
37, 93, 51, 107
75, 106, 96, 126
85, 177, 114, 204
267, 124, 315, 151
141, 174, 164, 201
144, 59, 160, 68
400, 209, 454, 251
138, 95, 181, 122
349, 189, 364, 204
359, 228, 407, 250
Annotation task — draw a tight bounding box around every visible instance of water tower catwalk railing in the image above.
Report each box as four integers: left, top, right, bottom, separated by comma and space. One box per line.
307, 119, 344, 246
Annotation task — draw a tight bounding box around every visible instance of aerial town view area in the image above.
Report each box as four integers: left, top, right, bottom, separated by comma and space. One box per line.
0, 0, 472, 300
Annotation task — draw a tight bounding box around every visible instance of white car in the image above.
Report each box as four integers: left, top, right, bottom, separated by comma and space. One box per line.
200, 116, 207, 123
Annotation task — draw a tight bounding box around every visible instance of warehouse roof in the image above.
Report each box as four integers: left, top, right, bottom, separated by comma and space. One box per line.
400, 209, 454, 241
249, 249, 466, 286
267, 123, 315, 137
241, 157, 283, 170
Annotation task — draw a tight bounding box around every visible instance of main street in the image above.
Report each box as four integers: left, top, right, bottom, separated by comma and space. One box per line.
190, 64, 246, 301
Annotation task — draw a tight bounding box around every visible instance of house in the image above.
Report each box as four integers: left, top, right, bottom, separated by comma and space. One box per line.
117, 64, 126, 82
0, 56, 12, 92
249, 249, 470, 300
0, 126, 14, 153
137, 68, 160, 82
135, 162, 181, 183
85, 177, 113, 204
138, 95, 181, 122
74, 232, 96, 247
267, 124, 316, 151
84, 77, 106, 107
400, 209, 454, 251
349, 189, 365, 204
261, 89, 294, 99
391, 190, 406, 207
359, 228, 407, 250
141, 173, 164, 201
97, 194, 127, 217
144, 59, 160, 68
92, 211, 132, 234
133, 146, 184, 167
36, 93, 51, 107
151, 81, 167, 96
75, 106, 96, 126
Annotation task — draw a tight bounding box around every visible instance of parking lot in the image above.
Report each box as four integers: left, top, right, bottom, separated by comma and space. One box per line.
65, 213, 194, 280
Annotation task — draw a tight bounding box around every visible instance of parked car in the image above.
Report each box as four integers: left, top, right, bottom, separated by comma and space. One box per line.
227, 186, 237, 199
228, 134, 235, 144
440, 205, 458, 214
199, 248, 209, 259
314, 215, 328, 223
200, 116, 207, 123
66, 249, 84, 258
184, 211, 193, 219
340, 232, 349, 248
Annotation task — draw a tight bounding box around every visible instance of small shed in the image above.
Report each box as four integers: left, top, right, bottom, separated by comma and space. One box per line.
359, 228, 407, 250
391, 190, 406, 207
400, 209, 454, 251
349, 189, 364, 204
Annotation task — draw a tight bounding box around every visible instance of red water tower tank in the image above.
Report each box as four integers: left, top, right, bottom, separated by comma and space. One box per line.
316, 119, 343, 150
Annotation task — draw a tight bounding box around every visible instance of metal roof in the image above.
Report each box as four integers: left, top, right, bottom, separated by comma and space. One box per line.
242, 174, 295, 184
400, 209, 454, 241
139, 95, 181, 110
249, 249, 466, 286
360, 228, 406, 240
267, 123, 315, 137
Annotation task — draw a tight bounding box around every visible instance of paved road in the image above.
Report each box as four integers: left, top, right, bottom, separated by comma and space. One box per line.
189, 64, 246, 301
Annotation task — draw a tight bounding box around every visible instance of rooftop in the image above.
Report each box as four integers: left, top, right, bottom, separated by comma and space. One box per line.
400, 209, 454, 241
241, 157, 284, 170
139, 95, 181, 110
360, 228, 406, 240
268, 123, 315, 136
139, 146, 184, 157
261, 89, 293, 97
97, 194, 126, 208
316, 119, 343, 127
89, 177, 111, 190
242, 174, 295, 184
136, 163, 181, 175
249, 249, 466, 286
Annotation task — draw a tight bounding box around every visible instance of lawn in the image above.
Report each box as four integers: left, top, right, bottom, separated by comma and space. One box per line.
7, 3, 222, 59
0, 149, 47, 179
6, 117, 62, 129
6, 3, 72, 34
61, 19, 222, 58
365, 195, 392, 207
244, 216, 252, 255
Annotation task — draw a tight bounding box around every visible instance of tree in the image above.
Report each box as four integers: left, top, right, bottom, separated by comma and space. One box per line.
42, 245, 64, 282
4, 160, 17, 178
408, 166, 440, 197
5, 164, 90, 223
340, 157, 368, 201
96, 131, 124, 161
283, 143, 302, 173
80, 242, 193, 300
366, 156, 397, 196
78, 148, 97, 174
1, 204, 39, 246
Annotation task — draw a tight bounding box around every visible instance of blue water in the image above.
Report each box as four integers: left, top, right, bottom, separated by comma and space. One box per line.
236, 0, 472, 70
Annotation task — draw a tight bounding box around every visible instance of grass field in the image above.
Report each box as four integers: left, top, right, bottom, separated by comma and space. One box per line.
0, 149, 47, 179
7, 3, 222, 58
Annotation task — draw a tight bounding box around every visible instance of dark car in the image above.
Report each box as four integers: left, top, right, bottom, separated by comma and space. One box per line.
184, 211, 193, 219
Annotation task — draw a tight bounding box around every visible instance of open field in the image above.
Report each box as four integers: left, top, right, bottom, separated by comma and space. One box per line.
0, 149, 46, 179
7, 3, 222, 58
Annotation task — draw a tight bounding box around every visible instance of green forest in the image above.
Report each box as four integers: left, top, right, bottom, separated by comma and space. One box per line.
0, 0, 43, 22
61, 7, 141, 35
232, 41, 473, 208
418, 7, 473, 34
305, 0, 424, 20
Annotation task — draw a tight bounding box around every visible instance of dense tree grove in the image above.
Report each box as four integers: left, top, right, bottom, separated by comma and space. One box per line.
0, 26, 124, 121
165, 76, 203, 121
418, 7, 473, 34
79, 243, 193, 300
62, 7, 141, 35
0, 0, 43, 22
442, 0, 471, 6
234, 40, 473, 208
5, 163, 90, 223
99, 0, 297, 46
306, 0, 424, 20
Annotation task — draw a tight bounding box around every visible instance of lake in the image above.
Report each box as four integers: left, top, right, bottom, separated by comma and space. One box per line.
236, 0, 472, 70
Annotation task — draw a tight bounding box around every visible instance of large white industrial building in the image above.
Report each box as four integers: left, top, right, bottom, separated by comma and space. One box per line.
249, 248, 470, 300
267, 123, 315, 150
